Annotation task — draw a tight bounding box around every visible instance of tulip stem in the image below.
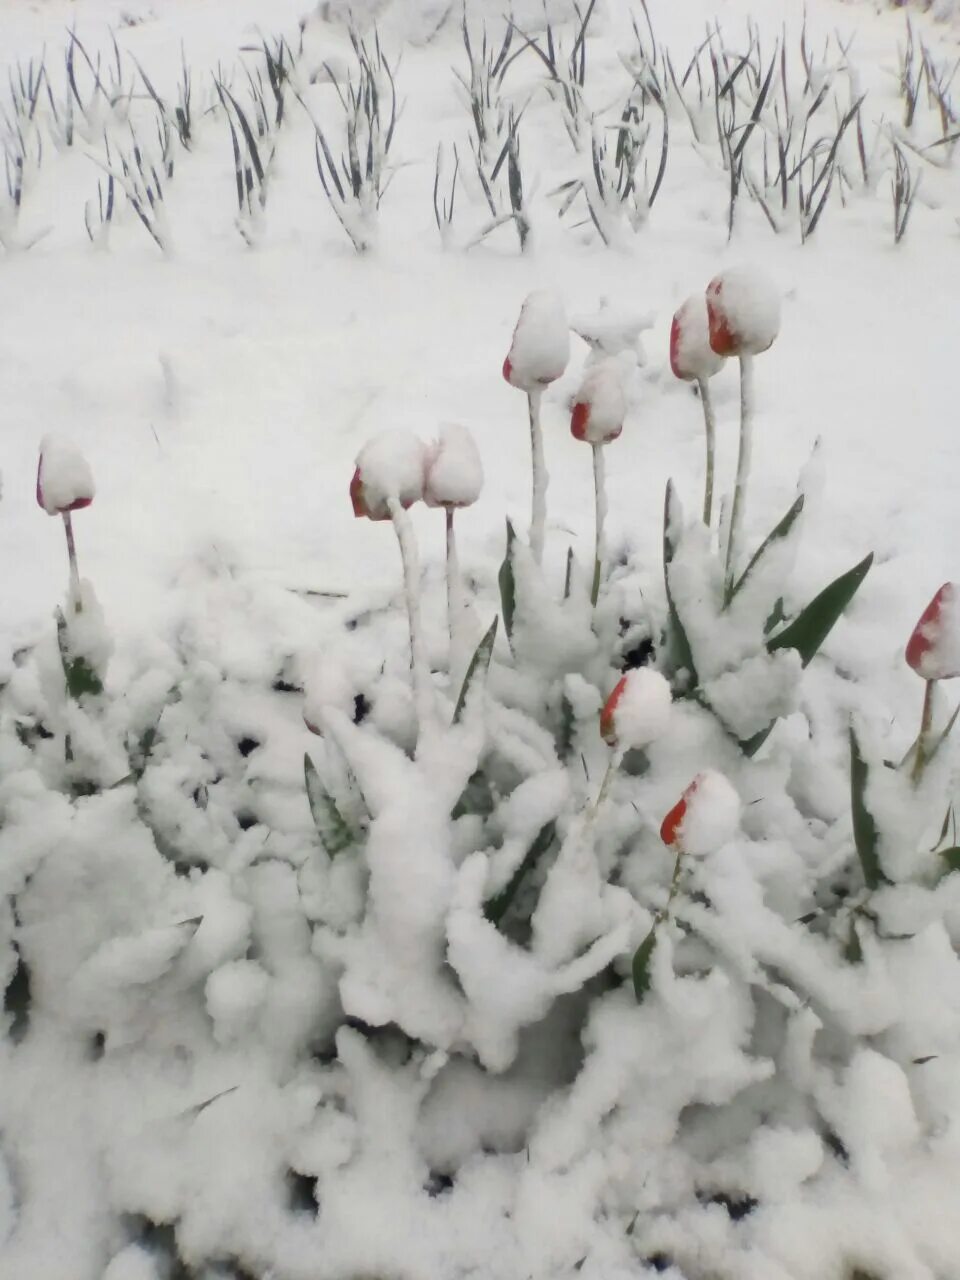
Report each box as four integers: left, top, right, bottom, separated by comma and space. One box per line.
527, 388, 547, 566
445, 507, 468, 683
723, 353, 754, 602
62, 512, 82, 613
696, 376, 716, 528
388, 499, 433, 734
912, 678, 936, 784
591, 443, 606, 607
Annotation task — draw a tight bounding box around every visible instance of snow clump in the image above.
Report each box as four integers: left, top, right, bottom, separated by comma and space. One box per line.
502, 290, 570, 390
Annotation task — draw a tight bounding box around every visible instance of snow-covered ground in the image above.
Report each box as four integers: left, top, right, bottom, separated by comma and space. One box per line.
3, 0, 960, 1277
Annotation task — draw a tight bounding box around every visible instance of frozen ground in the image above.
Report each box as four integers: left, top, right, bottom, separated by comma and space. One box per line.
2, 0, 960, 1277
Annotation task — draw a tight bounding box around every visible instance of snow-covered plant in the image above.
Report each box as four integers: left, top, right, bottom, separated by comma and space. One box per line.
502, 289, 570, 566
670, 293, 723, 526
704, 265, 781, 599
570, 359, 626, 606
309, 29, 398, 253
424, 424, 483, 675
905, 583, 960, 782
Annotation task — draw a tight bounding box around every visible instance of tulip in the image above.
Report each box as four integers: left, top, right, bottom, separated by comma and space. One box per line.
503, 290, 570, 565
424, 424, 483, 672
36, 436, 95, 611
670, 296, 724, 527
705, 268, 781, 600
906, 583, 960, 782
570, 360, 625, 606
593, 668, 672, 812
351, 431, 432, 730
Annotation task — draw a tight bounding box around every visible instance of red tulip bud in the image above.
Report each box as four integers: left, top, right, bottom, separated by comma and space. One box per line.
659, 771, 741, 856
569, 361, 625, 445
670, 296, 724, 382
705, 268, 781, 358
36, 437, 95, 516
502, 291, 570, 392
906, 584, 960, 681
599, 669, 672, 751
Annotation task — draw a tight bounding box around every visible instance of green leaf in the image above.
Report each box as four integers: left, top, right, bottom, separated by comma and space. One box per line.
928, 700, 960, 768
662, 482, 697, 685
452, 768, 495, 820
729, 494, 804, 602
498, 519, 517, 640
304, 753, 354, 855
557, 692, 575, 761
938, 846, 960, 874
844, 915, 863, 964
563, 546, 574, 600
484, 821, 556, 927
632, 926, 657, 1002
453, 618, 498, 723
56, 608, 104, 700
767, 553, 874, 668
849, 725, 884, 891
763, 597, 786, 636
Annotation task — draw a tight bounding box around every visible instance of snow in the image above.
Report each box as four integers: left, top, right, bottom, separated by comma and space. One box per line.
35, 436, 95, 516
570, 359, 627, 445
706, 267, 782, 358
423, 423, 483, 509
502, 290, 571, 392
3, 0, 960, 1277
600, 668, 673, 751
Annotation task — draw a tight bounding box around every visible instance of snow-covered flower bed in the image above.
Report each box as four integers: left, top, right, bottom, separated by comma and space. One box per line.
3, 1, 960, 1278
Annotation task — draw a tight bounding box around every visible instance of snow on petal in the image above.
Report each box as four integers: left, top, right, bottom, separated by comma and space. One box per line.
670, 294, 725, 381
424, 423, 484, 509
503, 290, 570, 391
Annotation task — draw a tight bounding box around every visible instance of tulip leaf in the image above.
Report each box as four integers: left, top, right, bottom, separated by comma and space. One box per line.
849, 725, 884, 891
663, 481, 697, 685
304, 753, 355, 856
56, 607, 104, 700
729, 494, 804, 602
452, 768, 495, 820
484, 821, 556, 927
498, 519, 517, 641
938, 846, 960, 875
767, 553, 874, 668
453, 618, 498, 723
632, 926, 658, 1002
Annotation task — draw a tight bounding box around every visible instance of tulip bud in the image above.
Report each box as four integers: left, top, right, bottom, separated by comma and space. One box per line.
906, 583, 960, 681
570, 360, 626, 445
36, 436, 95, 516
705, 268, 781, 358
423, 424, 483, 510
502, 290, 570, 392
670, 296, 725, 382
351, 431, 426, 521
659, 770, 741, 857
599, 668, 672, 751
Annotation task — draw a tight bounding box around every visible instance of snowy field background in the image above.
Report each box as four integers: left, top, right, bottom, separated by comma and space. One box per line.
3, 0, 960, 1277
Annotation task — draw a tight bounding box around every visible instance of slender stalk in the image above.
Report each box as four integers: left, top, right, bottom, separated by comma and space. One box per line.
912, 678, 936, 784
591, 443, 606, 607
445, 507, 468, 682
62, 512, 82, 612
723, 354, 755, 601
388, 499, 433, 734
589, 750, 621, 819
527, 388, 547, 565
697, 376, 716, 527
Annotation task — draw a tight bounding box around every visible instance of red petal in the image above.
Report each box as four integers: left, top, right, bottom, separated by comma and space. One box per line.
706, 278, 739, 356
349, 468, 368, 518
669, 311, 688, 380
571, 402, 590, 441
600, 675, 628, 746
502, 356, 514, 385
907, 584, 957, 676
660, 776, 701, 847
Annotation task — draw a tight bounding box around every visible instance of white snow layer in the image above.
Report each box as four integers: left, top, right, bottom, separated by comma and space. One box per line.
503, 290, 571, 391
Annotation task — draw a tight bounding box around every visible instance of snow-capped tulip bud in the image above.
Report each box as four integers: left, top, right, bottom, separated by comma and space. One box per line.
36, 436, 95, 516
670, 296, 725, 382
906, 584, 960, 681
502, 290, 570, 392
599, 668, 672, 751
660, 770, 741, 857
570, 360, 626, 445
424, 424, 483, 510
351, 431, 426, 521
705, 268, 781, 358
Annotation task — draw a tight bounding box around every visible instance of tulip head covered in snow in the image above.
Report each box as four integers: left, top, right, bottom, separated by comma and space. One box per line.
599, 668, 672, 751
670, 296, 725, 382
906, 584, 960, 682
502, 290, 570, 392
36, 436, 95, 515
705, 267, 781, 358
660, 771, 741, 857
570, 360, 626, 445
350, 431, 426, 521
424, 424, 483, 510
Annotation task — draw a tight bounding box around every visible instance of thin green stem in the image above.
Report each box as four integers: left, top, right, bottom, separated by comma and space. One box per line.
723, 354, 754, 602
591, 442, 606, 607
388, 499, 433, 735
697, 376, 716, 528
527, 388, 546, 565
